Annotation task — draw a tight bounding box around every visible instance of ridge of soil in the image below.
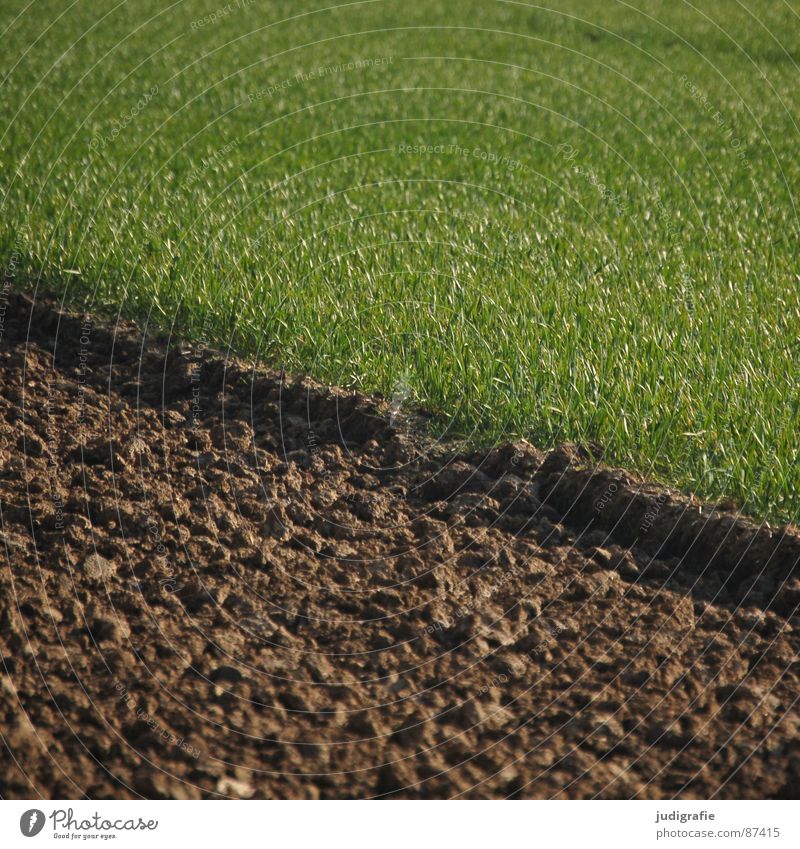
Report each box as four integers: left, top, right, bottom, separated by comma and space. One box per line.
0, 289, 798, 799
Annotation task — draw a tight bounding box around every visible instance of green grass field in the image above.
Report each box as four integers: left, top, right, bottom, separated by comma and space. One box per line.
1, 0, 798, 520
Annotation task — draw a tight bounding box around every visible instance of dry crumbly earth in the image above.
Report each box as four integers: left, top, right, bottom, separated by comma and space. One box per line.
0, 291, 798, 800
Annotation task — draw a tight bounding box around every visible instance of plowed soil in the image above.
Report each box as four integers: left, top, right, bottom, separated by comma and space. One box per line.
0, 290, 798, 799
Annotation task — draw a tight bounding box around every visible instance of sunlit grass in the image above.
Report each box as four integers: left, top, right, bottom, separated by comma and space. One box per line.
1, 0, 798, 520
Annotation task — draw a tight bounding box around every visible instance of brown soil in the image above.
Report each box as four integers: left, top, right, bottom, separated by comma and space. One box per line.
0, 290, 798, 799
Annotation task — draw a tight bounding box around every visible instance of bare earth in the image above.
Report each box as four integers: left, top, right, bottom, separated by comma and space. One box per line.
0, 291, 798, 799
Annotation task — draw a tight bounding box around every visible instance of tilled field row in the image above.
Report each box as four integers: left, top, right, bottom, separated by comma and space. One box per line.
0, 291, 797, 798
